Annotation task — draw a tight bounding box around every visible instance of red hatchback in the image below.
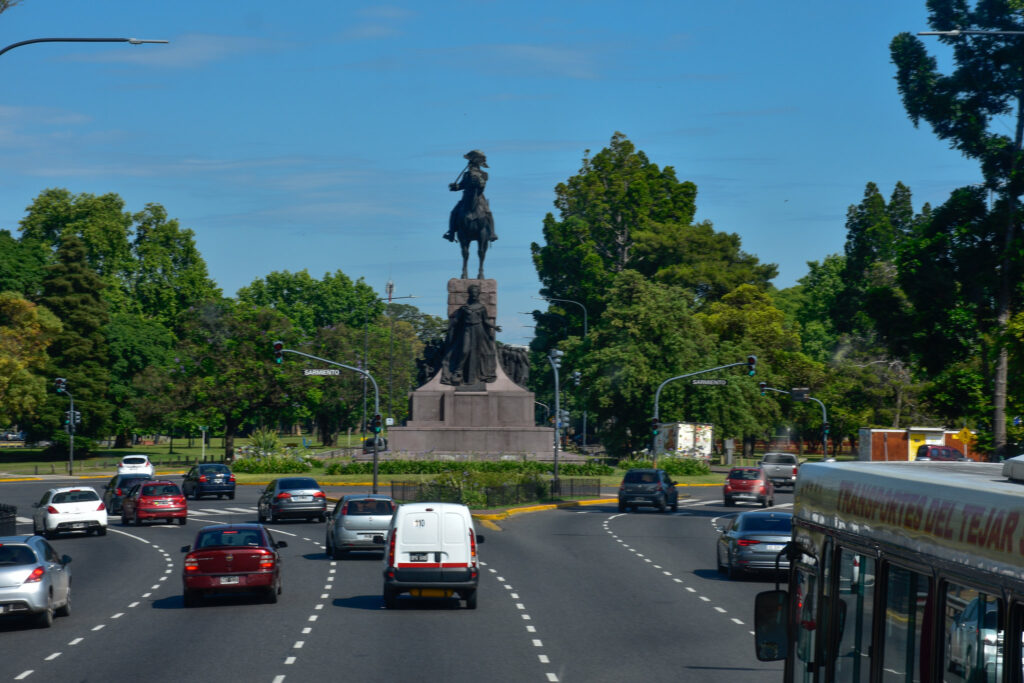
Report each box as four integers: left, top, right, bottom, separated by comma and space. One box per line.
181, 524, 286, 606
723, 467, 775, 507
121, 480, 188, 526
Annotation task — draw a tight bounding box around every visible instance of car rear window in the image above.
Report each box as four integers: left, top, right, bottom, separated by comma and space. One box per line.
279, 478, 319, 490
142, 484, 181, 496
762, 454, 795, 463
196, 529, 263, 548
0, 545, 37, 566
53, 490, 100, 503
346, 499, 394, 515
739, 515, 792, 532
199, 465, 231, 474
623, 471, 658, 484
729, 469, 762, 480
117, 475, 150, 487
123, 457, 148, 464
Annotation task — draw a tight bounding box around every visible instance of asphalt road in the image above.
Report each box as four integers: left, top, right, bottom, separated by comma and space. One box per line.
0, 478, 792, 682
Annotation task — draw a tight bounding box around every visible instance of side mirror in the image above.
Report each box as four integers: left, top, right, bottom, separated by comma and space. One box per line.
276, 541, 288, 549
180, 545, 191, 552
61, 555, 72, 565
754, 589, 789, 661
373, 535, 385, 545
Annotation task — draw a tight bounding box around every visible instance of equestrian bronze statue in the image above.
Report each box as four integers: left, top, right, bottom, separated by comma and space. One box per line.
444, 150, 496, 280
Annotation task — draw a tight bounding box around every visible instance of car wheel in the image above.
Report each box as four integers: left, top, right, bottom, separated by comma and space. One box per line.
55, 586, 71, 617
716, 546, 726, 574
36, 598, 54, 628
383, 587, 397, 609
265, 582, 279, 604
657, 495, 667, 513
228, 493, 235, 500
670, 497, 678, 512
257, 507, 266, 523
179, 517, 187, 526
121, 513, 129, 526
617, 500, 626, 512
97, 526, 107, 536
133, 513, 142, 526
44, 529, 57, 540
761, 497, 769, 508
964, 649, 976, 682
727, 553, 740, 580
183, 589, 200, 608
723, 498, 734, 507
464, 589, 477, 610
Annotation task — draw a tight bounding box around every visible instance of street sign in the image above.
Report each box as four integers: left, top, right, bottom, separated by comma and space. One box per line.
304, 368, 341, 376
956, 427, 974, 444
691, 379, 727, 386
385, 417, 394, 426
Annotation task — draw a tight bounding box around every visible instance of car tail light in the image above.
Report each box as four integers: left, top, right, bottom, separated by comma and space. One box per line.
655, 483, 663, 491
174, 496, 186, 505
340, 502, 348, 514
275, 492, 292, 500
738, 539, 761, 547
97, 502, 106, 511
469, 529, 477, 563
258, 550, 275, 569
229, 474, 236, 483
199, 475, 207, 483
184, 554, 200, 572
388, 529, 396, 567
115, 488, 122, 496
46, 506, 59, 514
313, 491, 326, 499
24, 566, 45, 583
792, 466, 798, 476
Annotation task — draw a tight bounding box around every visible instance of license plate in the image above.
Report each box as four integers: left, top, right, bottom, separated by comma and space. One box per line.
219, 576, 240, 585
293, 496, 312, 502
410, 552, 428, 562
72, 522, 86, 528
764, 544, 785, 552
411, 588, 452, 598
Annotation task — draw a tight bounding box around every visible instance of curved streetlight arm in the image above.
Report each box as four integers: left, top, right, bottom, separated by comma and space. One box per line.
653, 361, 748, 420
534, 296, 587, 337
1, 37, 169, 58
278, 348, 379, 414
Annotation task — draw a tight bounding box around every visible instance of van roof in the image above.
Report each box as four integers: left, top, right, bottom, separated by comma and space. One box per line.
397, 502, 472, 514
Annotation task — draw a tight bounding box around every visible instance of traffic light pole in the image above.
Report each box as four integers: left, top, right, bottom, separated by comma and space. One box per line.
548, 350, 563, 494
760, 385, 829, 455
274, 346, 383, 493
652, 358, 756, 465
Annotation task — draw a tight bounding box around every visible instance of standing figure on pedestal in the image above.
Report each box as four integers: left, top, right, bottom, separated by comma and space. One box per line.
441, 283, 501, 387
443, 150, 497, 280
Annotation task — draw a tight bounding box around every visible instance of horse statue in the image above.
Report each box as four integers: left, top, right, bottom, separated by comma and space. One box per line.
443, 150, 497, 279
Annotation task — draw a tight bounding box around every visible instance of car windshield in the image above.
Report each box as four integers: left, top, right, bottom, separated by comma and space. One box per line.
0, 545, 36, 566
346, 499, 394, 515
623, 471, 658, 484
279, 478, 319, 490
729, 470, 762, 480
52, 490, 99, 503
197, 529, 263, 548
142, 484, 180, 496
739, 515, 792, 533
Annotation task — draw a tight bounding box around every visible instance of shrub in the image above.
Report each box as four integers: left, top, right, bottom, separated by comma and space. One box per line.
232, 455, 312, 474
248, 427, 282, 453
615, 456, 710, 477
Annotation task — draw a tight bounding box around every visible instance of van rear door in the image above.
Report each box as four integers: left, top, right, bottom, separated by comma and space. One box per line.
441, 509, 471, 581
396, 507, 443, 582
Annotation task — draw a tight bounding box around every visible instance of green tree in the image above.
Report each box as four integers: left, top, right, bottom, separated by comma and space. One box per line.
892, 6, 1024, 455
0, 230, 49, 299
37, 235, 113, 440
772, 254, 845, 365
105, 311, 176, 447
0, 292, 61, 425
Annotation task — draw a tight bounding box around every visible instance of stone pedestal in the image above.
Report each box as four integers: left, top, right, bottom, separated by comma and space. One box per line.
387, 279, 556, 457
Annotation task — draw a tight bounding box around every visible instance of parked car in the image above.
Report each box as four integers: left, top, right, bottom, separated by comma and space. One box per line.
916, 444, 969, 462
32, 486, 107, 538
121, 480, 187, 526
716, 509, 792, 579
0, 535, 71, 627
723, 467, 775, 507
617, 468, 679, 512
117, 454, 155, 476
257, 477, 327, 523
362, 437, 389, 453
102, 473, 153, 515
181, 523, 286, 606
326, 494, 396, 558
758, 452, 799, 489
945, 596, 999, 680
181, 463, 236, 500
382, 502, 484, 609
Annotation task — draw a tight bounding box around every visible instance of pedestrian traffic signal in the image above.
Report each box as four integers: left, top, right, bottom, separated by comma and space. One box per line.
273, 341, 284, 363
372, 414, 383, 433
55, 377, 67, 393
746, 355, 757, 376
759, 382, 767, 396
651, 417, 660, 435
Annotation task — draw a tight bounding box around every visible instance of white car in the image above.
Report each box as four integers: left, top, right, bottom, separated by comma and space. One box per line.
117, 454, 155, 476
32, 486, 107, 538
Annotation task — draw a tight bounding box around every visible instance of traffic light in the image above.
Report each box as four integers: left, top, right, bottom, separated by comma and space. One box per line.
571, 370, 581, 387
272, 341, 284, 363
549, 349, 563, 369
63, 410, 72, 425
746, 355, 757, 376
55, 377, 67, 393
72, 410, 81, 425
372, 414, 383, 433
558, 409, 570, 427
651, 417, 660, 435
759, 382, 767, 396
822, 422, 830, 436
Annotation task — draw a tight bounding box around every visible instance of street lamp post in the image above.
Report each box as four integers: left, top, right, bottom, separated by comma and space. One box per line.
548, 349, 564, 494
1, 37, 169, 58
534, 296, 590, 448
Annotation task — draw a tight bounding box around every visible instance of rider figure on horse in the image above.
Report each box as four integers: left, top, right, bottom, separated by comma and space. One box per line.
444, 150, 497, 243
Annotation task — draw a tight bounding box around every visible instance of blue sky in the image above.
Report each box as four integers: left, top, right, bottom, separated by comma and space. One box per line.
1, 2, 982, 346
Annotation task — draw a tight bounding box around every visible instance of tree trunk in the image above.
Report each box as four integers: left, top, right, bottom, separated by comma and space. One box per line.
223, 418, 241, 461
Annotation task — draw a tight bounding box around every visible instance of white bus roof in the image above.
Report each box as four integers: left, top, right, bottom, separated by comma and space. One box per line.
795, 460, 1024, 579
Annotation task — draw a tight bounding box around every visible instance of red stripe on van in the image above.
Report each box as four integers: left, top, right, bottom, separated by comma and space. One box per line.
395, 562, 467, 569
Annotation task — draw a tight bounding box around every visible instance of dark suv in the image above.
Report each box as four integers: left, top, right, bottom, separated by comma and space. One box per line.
102, 473, 153, 515
915, 444, 968, 462
618, 468, 679, 513
181, 463, 236, 500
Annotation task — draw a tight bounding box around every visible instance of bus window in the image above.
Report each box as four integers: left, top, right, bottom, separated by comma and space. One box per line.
881, 565, 932, 683
834, 551, 875, 683
796, 566, 818, 682
942, 584, 1002, 683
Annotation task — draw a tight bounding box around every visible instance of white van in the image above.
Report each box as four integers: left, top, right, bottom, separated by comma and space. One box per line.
379, 502, 485, 609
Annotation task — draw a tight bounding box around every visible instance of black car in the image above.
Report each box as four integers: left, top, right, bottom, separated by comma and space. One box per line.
617, 468, 679, 512
102, 473, 153, 515
181, 463, 236, 500
257, 477, 327, 523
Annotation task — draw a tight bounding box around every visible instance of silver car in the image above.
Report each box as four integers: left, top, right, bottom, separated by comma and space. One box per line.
0, 535, 72, 627
257, 477, 327, 523
325, 494, 395, 559
716, 510, 792, 579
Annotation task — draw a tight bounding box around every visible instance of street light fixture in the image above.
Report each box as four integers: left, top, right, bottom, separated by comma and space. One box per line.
1, 37, 169, 58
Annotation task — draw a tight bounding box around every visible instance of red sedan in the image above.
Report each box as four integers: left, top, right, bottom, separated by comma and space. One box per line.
121, 480, 188, 525
181, 524, 286, 606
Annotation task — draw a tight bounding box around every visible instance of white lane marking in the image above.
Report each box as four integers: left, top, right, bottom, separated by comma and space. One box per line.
526, 625, 536, 633
92, 624, 105, 631
142, 592, 151, 598
272, 677, 285, 683
516, 603, 525, 610
285, 657, 296, 665
314, 604, 323, 610
674, 579, 683, 584
111, 612, 124, 619
107, 528, 149, 543
14, 671, 32, 680
539, 654, 550, 663
532, 639, 543, 647
496, 576, 505, 582
732, 618, 745, 625
302, 627, 311, 634
320, 593, 328, 599
268, 529, 297, 537
44, 653, 60, 661
128, 601, 139, 608
699, 596, 710, 602
226, 507, 256, 513
16, 516, 32, 524
308, 615, 318, 622
510, 593, 519, 599
714, 607, 727, 613
68, 638, 83, 646
546, 672, 559, 681
522, 614, 531, 620
150, 585, 160, 590
293, 641, 304, 649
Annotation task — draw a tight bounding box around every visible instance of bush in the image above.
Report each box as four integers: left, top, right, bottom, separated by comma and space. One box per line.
232, 455, 312, 474
45, 432, 95, 458
248, 427, 282, 453
615, 456, 710, 477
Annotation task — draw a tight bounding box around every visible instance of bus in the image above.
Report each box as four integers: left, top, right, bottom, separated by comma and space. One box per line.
754, 459, 1024, 682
